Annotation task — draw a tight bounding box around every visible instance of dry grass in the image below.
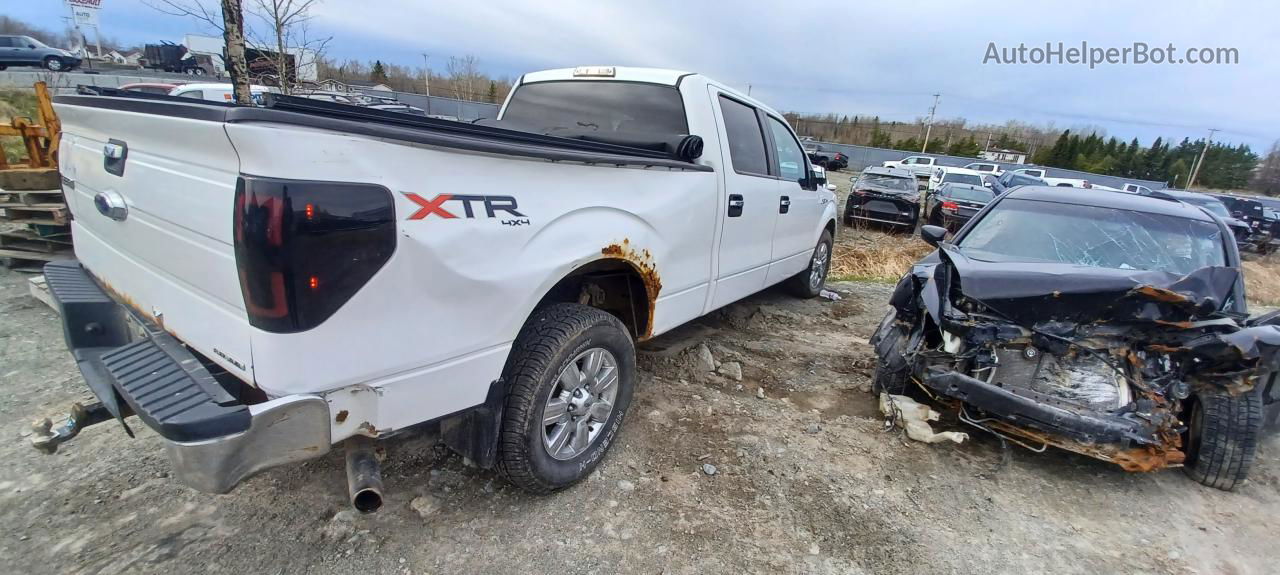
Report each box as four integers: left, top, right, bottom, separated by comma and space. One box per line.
0, 89, 40, 165
830, 227, 934, 282
1242, 259, 1280, 307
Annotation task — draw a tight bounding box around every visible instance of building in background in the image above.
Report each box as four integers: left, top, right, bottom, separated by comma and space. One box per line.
980, 148, 1028, 164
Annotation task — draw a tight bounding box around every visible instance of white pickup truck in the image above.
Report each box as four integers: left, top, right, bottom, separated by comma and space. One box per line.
881, 155, 938, 178
36, 66, 837, 510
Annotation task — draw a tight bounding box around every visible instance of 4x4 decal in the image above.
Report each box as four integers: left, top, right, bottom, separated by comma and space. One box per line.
403, 193, 527, 222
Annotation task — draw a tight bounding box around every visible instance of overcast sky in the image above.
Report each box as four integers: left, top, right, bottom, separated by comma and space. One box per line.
13, 0, 1278, 150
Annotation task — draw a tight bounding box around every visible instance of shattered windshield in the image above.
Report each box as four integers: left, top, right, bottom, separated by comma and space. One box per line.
957, 198, 1226, 275
859, 174, 915, 191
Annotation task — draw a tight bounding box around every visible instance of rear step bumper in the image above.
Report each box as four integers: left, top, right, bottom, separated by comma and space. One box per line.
42, 260, 331, 493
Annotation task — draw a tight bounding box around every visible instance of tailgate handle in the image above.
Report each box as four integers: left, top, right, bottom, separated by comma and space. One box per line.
103, 139, 128, 177
93, 190, 128, 221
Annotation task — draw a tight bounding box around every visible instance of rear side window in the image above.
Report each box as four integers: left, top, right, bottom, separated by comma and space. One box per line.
176, 90, 204, 100
718, 96, 769, 176
766, 117, 805, 182
0, 38, 14, 48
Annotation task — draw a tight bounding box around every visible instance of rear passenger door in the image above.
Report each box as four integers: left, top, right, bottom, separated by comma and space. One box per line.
764, 115, 821, 284
709, 92, 780, 309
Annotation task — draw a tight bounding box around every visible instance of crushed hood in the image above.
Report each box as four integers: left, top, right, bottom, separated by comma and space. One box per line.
934, 245, 1239, 324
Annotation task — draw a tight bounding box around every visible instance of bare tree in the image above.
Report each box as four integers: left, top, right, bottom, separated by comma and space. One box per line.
246, 0, 330, 94
143, 0, 252, 104
445, 55, 481, 102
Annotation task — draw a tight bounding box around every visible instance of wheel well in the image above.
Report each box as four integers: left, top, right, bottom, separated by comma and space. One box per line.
824, 218, 836, 240
534, 259, 652, 339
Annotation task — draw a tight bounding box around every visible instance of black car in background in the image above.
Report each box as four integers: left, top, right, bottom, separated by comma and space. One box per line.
803, 144, 848, 171
988, 170, 1048, 194
844, 167, 918, 231
924, 182, 996, 231
1151, 190, 1252, 247
1207, 193, 1270, 249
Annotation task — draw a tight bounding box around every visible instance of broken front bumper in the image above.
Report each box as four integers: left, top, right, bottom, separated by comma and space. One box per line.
922, 369, 1162, 446
40, 261, 332, 493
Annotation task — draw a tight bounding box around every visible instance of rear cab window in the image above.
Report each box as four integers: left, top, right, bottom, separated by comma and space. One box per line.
500, 80, 689, 136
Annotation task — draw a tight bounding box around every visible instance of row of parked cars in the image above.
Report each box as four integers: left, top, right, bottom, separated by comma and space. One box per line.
845, 160, 1280, 254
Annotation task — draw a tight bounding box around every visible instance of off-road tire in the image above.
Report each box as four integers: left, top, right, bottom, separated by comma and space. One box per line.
497, 303, 636, 494
43, 56, 64, 71
1183, 389, 1262, 491
785, 229, 833, 298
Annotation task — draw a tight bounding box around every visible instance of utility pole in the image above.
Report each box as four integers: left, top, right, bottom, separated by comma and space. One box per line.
421, 53, 431, 97
1187, 128, 1220, 189
921, 93, 940, 154
747, 84, 752, 96
984, 132, 993, 153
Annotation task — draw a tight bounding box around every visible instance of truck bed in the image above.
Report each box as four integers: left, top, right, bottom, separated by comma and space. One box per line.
58, 91, 712, 172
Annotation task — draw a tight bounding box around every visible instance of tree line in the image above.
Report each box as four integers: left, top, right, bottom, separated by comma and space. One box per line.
1033, 131, 1258, 189
316, 56, 513, 103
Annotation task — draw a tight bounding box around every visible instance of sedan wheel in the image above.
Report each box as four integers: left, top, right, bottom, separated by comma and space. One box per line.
44, 57, 64, 72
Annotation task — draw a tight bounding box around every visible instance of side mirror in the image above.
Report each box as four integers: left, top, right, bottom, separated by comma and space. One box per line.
984, 181, 992, 188
826, 183, 837, 191
921, 225, 948, 247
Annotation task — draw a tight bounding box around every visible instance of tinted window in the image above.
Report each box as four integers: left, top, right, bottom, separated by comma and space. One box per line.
942, 173, 983, 186
718, 96, 769, 175
767, 117, 805, 181
959, 198, 1225, 274
942, 185, 994, 203
502, 81, 688, 136
859, 174, 915, 191
0, 38, 14, 48
176, 90, 204, 100
1009, 174, 1040, 186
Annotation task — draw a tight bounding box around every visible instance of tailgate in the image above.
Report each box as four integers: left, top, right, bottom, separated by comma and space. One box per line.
55, 102, 253, 382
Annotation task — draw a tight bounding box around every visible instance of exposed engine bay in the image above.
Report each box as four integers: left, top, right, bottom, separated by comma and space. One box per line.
872, 245, 1280, 477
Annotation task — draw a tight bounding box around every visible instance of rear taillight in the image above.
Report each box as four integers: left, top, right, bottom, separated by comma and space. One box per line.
941, 201, 959, 212
234, 176, 396, 333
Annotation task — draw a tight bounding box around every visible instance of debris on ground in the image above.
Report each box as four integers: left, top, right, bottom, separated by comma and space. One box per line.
819, 289, 843, 301
716, 361, 743, 381
879, 393, 969, 445
701, 463, 718, 476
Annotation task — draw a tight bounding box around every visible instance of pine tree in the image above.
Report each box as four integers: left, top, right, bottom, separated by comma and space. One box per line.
370, 60, 389, 84
486, 80, 497, 103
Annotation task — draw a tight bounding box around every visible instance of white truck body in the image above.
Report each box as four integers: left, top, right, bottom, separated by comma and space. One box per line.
962, 162, 1003, 176
47, 67, 837, 496
1011, 167, 1046, 179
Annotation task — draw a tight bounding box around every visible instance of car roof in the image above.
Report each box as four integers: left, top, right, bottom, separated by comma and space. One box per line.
862, 166, 913, 178
939, 167, 985, 176
1005, 186, 1217, 222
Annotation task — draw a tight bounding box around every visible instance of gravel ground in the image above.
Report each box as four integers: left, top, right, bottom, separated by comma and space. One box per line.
2, 265, 1278, 575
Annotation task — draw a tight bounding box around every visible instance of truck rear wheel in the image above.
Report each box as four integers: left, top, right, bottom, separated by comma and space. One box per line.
497, 303, 635, 494
1182, 389, 1262, 490
785, 230, 832, 298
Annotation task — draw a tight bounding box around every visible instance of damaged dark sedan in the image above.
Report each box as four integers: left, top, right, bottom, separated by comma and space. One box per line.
872, 186, 1280, 490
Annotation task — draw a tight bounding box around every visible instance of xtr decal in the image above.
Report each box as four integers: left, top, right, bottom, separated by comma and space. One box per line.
403, 193, 527, 221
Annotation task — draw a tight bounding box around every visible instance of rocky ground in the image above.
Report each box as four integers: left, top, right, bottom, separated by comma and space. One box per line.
1, 263, 1278, 575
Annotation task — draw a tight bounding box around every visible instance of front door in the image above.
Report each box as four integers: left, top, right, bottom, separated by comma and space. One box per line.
764, 115, 821, 285
709, 90, 779, 309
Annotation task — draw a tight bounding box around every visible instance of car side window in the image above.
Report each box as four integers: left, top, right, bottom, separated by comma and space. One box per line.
176, 90, 204, 100
717, 95, 769, 176
766, 117, 805, 182
0, 37, 14, 48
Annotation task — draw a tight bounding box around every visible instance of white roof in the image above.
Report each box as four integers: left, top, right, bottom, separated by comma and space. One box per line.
522, 67, 693, 86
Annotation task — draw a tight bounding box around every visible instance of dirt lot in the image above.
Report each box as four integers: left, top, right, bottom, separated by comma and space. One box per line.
1, 259, 1278, 575
2, 173, 1278, 575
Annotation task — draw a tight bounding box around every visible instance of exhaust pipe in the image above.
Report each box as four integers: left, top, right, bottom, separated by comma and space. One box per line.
344, 436, 383, 513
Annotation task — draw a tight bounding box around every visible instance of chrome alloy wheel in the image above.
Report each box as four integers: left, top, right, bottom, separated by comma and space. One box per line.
809, 241, 830, 291
541, 347, 619, 460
